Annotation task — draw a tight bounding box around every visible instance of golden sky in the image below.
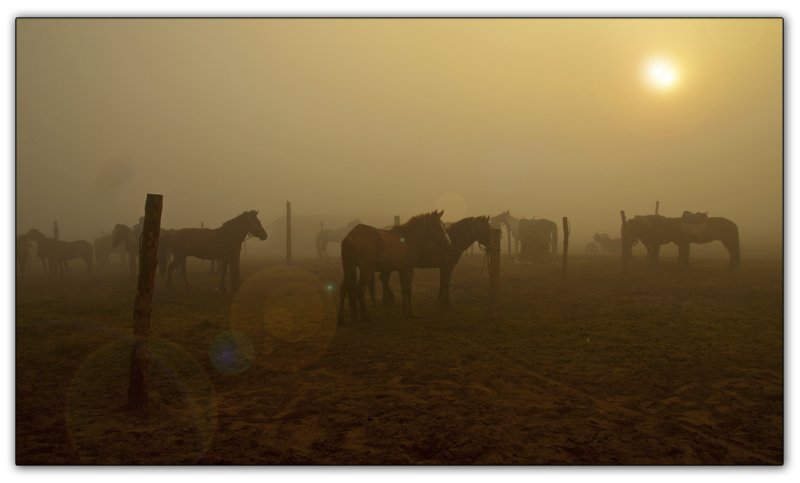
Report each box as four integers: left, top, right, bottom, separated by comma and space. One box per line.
15, 18, 783, 256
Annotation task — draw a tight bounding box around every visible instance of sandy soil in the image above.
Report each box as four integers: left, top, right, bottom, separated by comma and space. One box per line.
15, 252, 783, 465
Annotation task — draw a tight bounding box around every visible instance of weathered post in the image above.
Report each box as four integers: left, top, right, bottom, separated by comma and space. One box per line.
489, 228, 501, 320
394, 215, 400, 226
53, 221, 59, 241
286, 201, 292, 265
562, 217, 570, 277
620, 210, 627, 274
655, 201, 659, 216
128, 193, 163, 409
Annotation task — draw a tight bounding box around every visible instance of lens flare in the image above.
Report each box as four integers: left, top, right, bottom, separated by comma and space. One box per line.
209, 330, 254, 375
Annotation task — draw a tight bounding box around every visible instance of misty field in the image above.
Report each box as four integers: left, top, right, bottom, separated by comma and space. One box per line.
15, 253, 782, 465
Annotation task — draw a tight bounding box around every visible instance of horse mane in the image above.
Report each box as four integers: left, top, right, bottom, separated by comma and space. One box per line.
397, 212, 428, 229
222, 211, 256, 228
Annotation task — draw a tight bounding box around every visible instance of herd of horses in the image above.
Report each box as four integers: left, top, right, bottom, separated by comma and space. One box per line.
16, 206, 741, 325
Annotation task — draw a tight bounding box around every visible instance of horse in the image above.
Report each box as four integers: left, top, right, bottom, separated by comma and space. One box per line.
373, 216, 493, 309
112, 224, 139, 276
316, 219, 361, 258
26, 229, 66, 276
490, 210, 559, 257
165, 210, 267, 292
622, 214, 740, 270
516, 229, 553, 264
338, 210, 450, 325
16, 234, 30, 277
94, 234, 128, 270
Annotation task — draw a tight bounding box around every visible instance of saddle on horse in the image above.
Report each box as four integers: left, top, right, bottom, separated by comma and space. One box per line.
681, 211, 709, 238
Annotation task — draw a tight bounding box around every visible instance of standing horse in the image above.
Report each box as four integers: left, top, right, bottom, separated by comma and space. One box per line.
166, 210, 267, 292
316, 219, 360, 258
338, 210, 450, 324
94, 234, 127, 270
112, 224, 138, 276
374, 216, 493, 309
26, 229, 66, 276
491, 210, 559, 257
622, 214, 740, 269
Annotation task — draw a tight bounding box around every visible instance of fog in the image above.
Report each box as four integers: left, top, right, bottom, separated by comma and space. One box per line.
15, 18, 783, 259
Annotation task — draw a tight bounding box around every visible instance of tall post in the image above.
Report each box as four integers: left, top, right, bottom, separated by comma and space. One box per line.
128, 194, 163, 409
655, 201, 659, 216
53, 222, 59, 241
562, 217, 570, 277
489, 228, 501, 320
620, 210, 627, 274
286, 201, 292, 265
394, 215, 400, 226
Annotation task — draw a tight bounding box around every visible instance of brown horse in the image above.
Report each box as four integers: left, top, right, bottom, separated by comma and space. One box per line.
94, 233, 127, 270
112, 224, 138, 276
338, 210, 450, 324
491, 210, 559, 256
166, 210, 267, 292
316, 219, 360, 258
374, 216, 493, 309
622, 214, 740, 269
27, 229, 92, 275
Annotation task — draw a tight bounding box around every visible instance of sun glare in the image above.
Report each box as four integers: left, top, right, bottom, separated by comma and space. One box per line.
643, 58, 679, 92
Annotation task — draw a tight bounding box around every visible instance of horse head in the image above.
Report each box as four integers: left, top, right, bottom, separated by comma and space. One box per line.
473, 216, 493, 248
426, 210, 450, 248
246, 211, 268, 241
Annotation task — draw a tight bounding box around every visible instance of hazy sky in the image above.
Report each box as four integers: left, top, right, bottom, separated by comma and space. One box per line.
15, 18, 783, 256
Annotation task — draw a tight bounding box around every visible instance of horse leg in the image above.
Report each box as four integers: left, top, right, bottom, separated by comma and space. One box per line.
217, 258, 230, 291
721, 236, 740, 270
356, 269, 373, 323
181, 257, 190, 290
679, 243, 691, 268
167, 257, 178, 290
400, 268, 420, 318
439, 268, 454, 309
379, 271, 394, 306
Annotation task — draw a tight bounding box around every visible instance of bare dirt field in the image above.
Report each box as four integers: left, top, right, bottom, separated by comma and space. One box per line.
15, 252, 783, 465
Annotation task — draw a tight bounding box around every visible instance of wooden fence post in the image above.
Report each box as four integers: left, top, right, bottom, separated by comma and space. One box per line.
489, 228, 501, 320
394, 215, 400, 226
562, 217, 570, 277
506, 224, 512, 258
286, 201, 291, 265
620, 210, 627, 274
128, 193, 163, 409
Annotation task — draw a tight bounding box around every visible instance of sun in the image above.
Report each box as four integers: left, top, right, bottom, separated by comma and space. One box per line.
643, 57, 679, 92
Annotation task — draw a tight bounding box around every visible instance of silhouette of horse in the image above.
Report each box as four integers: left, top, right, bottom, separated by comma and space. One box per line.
26, 229, 65, 275
622, 214, 740, 270
27, 229, 92, 275
338, 210, 450, 324
516, 229, 553, 264
94, 234, 128, 270
16, 234, 30, 277
112, 224, 139, 276
166, 210, 268, 291
316, 219, 361, 258
491, 210, 559, 257
157, 229, 177, 277
373, 216, 493, 309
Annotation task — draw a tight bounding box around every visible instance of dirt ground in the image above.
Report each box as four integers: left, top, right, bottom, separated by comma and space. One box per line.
15, 251, 783, 465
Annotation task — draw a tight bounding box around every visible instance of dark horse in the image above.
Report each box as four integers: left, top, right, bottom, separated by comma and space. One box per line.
338, 210, 450, 324
491, 210, 559, 257
373, 216, 493, 309
316, 218, 360, 258
94, 234, 127, 270
26, 229, 92, 275
112, 224, 139, 276
622, 214, 740, 270
166, 210, 268, 291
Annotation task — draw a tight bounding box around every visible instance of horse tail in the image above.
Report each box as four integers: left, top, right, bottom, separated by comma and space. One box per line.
338, 236, 359, 323
158, 230, 172, 277
725, 219, 740, 270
